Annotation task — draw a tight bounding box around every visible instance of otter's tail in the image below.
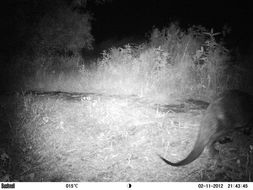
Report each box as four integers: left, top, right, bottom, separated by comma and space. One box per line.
158, 137, 207, 166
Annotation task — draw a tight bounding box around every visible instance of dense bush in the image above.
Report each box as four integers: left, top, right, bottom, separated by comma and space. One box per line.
24, 22, 246, 101
91, 23, 233, 100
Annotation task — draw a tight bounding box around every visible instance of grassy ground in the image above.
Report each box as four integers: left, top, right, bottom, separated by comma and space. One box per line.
1, 90, 252, 181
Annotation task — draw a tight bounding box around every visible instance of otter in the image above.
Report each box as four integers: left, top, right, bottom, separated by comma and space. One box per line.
159, 90, 253, 167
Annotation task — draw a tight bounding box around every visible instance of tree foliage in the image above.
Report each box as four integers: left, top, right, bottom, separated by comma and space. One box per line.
31, 0, 94, 56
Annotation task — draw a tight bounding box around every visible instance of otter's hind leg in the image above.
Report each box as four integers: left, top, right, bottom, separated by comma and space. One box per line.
242, 125, 252, 136
207, 140, 219, 158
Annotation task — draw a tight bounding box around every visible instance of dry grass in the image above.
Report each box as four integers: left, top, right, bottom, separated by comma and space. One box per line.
1, 91, 252, 182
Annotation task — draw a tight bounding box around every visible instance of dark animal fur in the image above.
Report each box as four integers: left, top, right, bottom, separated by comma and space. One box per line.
159, 90, 253, 167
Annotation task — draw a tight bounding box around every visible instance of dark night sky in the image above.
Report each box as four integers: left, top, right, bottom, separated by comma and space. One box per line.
90, 0, 253, 44
1, 0, 253, 56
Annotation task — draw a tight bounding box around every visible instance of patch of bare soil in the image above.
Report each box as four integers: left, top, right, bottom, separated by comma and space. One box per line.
0, 91, 252, 181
